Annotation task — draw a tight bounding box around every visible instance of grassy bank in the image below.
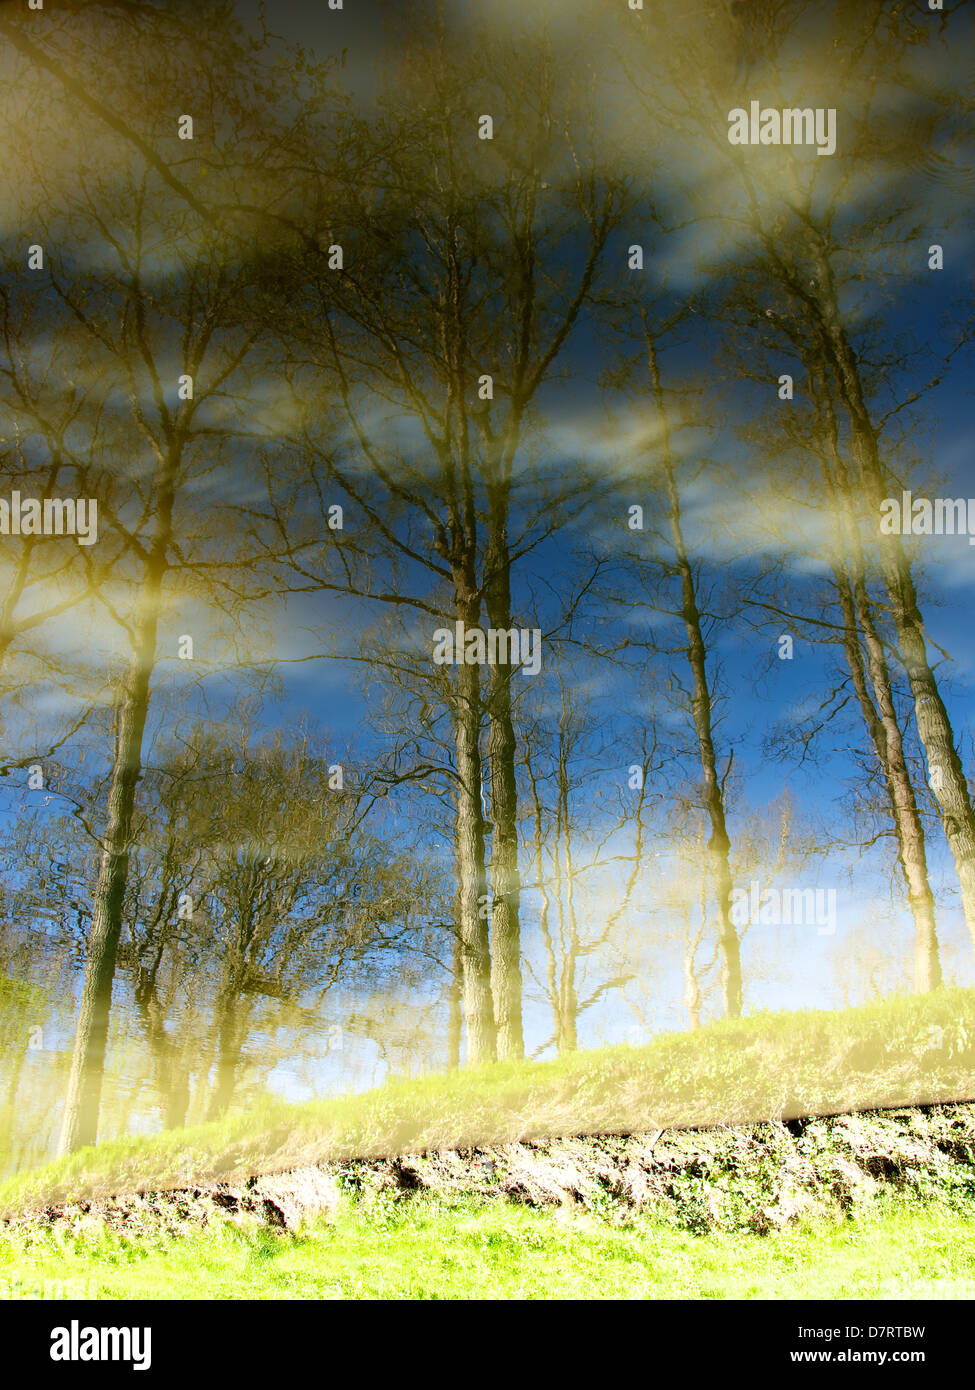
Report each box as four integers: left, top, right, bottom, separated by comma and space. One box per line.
2, 988, 973, 1217
3, 1077, 974, 1300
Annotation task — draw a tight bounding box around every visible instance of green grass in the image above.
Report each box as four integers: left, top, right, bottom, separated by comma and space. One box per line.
3, 987, 973, 1216
2, 1193, 974, 1300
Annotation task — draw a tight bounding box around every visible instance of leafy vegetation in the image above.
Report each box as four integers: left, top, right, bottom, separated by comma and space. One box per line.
3, 1192, 974, 1301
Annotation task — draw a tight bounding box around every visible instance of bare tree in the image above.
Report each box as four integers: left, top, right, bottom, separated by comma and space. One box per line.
259, 11, 629, 1061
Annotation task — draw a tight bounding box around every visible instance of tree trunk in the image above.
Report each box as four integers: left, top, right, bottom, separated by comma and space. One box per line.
57, 669, 152, 1155
853, 580, 942, 992
446, 901, 463, 1071
136, 967, 195, 1131
165, 1067, 191, 1131
57, 456, 175, 1156
451, 581, 496, 1063
207, 992, 246, 1120
5, 1043, 27, 1110
484, 497, 525, 1060
528, 758, 562, 1053
556, 724, 579, 1052
683, 946, 702, 1031
833, 571, 942, 991
671, 517, 740, 1018
812, 361, 942, 992
807, 230, 975, 948
647, 333, 741, 1018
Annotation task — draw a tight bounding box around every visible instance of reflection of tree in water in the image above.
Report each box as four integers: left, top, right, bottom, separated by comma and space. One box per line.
0, 0, 971, 1168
